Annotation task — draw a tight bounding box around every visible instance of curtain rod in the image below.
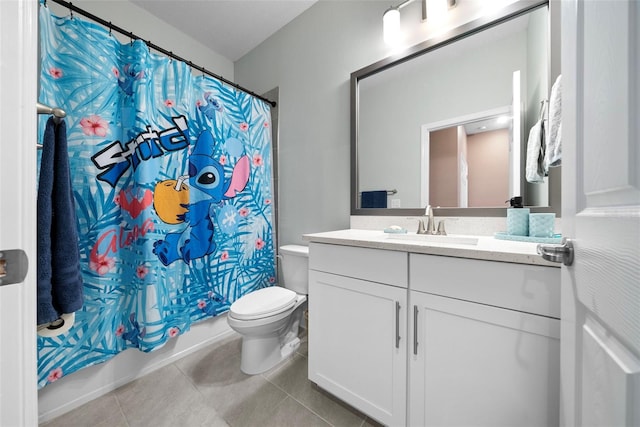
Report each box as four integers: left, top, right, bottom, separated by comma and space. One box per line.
45, 0, 277, 108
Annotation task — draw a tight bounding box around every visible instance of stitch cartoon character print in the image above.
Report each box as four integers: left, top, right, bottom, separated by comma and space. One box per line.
153, 130, 250, 265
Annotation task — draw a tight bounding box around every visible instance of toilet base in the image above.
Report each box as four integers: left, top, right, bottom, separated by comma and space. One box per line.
239, 334, 301, 375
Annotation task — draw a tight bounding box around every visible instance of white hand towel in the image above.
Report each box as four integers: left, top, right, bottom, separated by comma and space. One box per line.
525, 118, 546, 183
545, 74, 562, 168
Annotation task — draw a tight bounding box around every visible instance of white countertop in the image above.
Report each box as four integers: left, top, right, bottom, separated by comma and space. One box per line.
303, 229, 560, 267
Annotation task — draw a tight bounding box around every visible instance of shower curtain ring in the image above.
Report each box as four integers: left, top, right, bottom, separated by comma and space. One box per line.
108, 23, 112, 36
69, 2, 73, 19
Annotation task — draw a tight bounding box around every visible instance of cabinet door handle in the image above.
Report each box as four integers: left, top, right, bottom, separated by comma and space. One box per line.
395, 301, 401, 348
413, 305, 419, 355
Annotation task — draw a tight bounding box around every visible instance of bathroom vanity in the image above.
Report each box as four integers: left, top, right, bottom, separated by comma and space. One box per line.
305, 230, 560, 427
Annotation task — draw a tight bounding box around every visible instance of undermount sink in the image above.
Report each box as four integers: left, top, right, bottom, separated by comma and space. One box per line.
385, 233, 479, 246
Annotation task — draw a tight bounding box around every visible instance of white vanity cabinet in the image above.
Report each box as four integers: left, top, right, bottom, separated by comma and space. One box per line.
306, 235, 561, 427
408, 254, 561, 427
308, 243, 408, 427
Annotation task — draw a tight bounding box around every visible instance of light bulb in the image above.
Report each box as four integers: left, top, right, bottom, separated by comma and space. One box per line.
383, 7, 401, 46
426, 0, 448, 21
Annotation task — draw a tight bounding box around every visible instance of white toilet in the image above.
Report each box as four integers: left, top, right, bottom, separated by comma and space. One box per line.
227, 244, 309, 374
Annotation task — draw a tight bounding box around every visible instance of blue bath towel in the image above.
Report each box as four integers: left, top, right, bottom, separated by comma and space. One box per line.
361, 190, 388, 208
37, 118, 83, 326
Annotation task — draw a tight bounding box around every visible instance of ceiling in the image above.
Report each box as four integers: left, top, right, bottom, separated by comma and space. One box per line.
131, 0, 318, 62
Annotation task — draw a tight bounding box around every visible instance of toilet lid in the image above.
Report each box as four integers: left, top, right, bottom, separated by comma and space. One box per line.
230, 287, 297, 320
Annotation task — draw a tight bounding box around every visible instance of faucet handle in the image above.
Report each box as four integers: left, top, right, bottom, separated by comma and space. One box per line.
417, 219, 426, 234
436, 220, 447, 236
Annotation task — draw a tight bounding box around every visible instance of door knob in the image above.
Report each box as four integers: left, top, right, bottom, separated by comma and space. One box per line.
537, 238, 574, 266
0, 249, 29, 287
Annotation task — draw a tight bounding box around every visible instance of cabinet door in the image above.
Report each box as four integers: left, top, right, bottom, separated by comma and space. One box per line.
309, 270, 407, 426
408, 291, 560, 427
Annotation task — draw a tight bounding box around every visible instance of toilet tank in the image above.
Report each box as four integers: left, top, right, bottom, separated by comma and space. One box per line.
279, 245, 309, 294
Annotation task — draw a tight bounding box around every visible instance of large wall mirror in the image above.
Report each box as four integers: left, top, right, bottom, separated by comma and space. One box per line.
351, 0, 560, 217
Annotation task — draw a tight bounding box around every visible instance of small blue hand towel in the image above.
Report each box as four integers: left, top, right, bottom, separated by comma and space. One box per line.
361, 190, 387, 208
37, 118, 83, 326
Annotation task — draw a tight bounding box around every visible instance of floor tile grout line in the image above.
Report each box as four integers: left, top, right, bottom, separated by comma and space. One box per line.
262, 352, 370, 427
112, 390, 132, 427
284, 394, 335, 427
269, 393, 297, 426
172, 359, 236, 427
261, 354, 337, 427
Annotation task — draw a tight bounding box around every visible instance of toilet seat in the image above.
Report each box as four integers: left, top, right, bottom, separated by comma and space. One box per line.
230, 286, 297, 321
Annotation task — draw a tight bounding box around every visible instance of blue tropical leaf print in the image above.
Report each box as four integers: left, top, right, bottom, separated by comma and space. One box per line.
36, 5, 275, 388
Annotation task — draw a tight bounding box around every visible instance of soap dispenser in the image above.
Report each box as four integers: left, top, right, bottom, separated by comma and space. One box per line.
506, 196, 530, 236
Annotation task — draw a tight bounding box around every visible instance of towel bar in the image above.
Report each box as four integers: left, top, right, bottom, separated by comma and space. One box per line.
359, 189, 397, 196
37, 102, 66, 120
37, 102, 66, 149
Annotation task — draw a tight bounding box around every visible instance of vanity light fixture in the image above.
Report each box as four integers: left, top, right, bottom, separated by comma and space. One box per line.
383, 0, 457, 46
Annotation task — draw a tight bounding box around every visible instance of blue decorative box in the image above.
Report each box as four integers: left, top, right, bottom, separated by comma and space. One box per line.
506, 208, 530, 236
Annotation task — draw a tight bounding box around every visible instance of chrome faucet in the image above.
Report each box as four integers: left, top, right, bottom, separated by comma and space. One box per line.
417, 205, 436, 234
417, 205, 447, 235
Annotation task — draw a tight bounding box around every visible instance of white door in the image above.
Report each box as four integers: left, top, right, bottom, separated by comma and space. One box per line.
0, 0, 39, 425
559, 1, 640, 425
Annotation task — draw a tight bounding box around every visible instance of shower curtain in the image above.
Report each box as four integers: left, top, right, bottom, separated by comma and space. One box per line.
37, 5, 275, 387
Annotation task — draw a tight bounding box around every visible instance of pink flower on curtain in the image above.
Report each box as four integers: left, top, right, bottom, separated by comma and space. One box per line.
253, 154, 263, 167
239, 122, 249, 132
90, 254, 115, 276
239, 208, 249, 217
197, 300, 206, 309
263, 121, 269, 128
80, 115, 109, 137
136, 265, 149, 279
47, 367, 63, 383
49, 67, 63, 79
219, 155, 227, 165
115, 325, 125, 337
164, 99, 174, 108
220, 251, 229, 261
255, 238, 265, 250
168, 327, 180, 338
112, 67, 120, 78
269, 276, 276, 283
265, 199, 272, 205
195, 99, 203, 107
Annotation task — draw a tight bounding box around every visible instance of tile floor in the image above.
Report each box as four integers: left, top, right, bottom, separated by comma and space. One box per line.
41, 331, 383, 427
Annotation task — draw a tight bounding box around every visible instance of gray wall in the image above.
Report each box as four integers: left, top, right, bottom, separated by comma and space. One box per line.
235, 1, 390, 245
234, 0, 531, 245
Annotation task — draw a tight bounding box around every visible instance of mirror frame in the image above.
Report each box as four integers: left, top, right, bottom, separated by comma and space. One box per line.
351, 0, 560, 217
